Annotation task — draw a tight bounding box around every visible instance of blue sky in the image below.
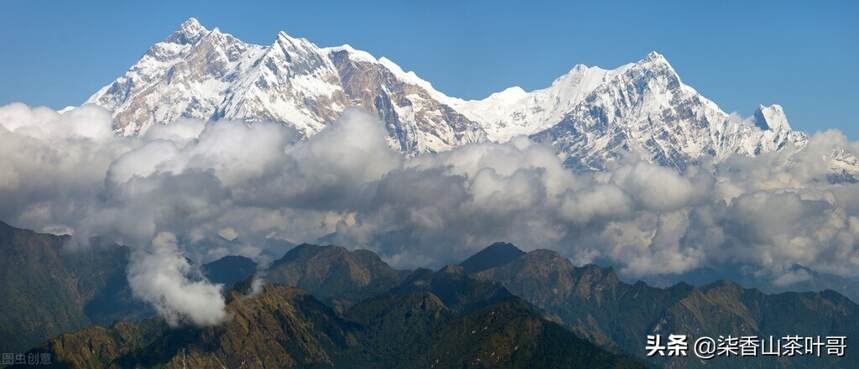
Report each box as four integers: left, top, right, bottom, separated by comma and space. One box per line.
1, 0, 857, 137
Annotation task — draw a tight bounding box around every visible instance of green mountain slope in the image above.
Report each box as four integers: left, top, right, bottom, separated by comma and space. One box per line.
467, 245, 859, 369
21, 277, 648, 369
0, 221, 147, 353
264, 244, 409, 311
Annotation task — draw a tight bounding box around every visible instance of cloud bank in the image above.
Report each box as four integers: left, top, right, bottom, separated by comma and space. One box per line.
2, 102, 859, 324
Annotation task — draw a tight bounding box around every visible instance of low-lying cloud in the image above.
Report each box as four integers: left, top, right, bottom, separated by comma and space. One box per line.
128, 232, 227, 326
2, 101, 859, 324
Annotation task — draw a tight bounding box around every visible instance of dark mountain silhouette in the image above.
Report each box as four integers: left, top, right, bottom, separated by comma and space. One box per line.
264, 244, 409, 312
5, 228, 858, 369
201, 255, 257, 287
466, 244, 859, 369
0, 221, 149, 353
22, 273, 647, 369
460, 242, 526, 274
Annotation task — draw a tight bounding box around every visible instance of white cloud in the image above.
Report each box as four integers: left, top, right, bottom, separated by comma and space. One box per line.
2, 101, 859, 322
128, 232, 227, 326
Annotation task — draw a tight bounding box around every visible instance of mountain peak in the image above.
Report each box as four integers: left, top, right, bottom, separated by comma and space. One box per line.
167, 17, 208, 45
265, 244, 405, 308
550, 63, 606, 83
754, 104, 791, 131
201, 255, 257, 287
89, 20, 809, 167
644, 50, 667, 63
572, 264, 621, 288
635, 51, 676, 73
275, 30, 306, 47
569, 63, 590, 73
276, 30, 294, 41
483, 86, 528, 103
179, 17, 204, 30
460, 242, 525, 274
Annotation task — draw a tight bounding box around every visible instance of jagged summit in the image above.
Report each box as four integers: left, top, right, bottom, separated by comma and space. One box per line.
634, 51, 681, 82
274, 30, 310, 45
754, 104, 791, 131
167, 17, 208, 45
180, 16, 203, 29
641, 50, 671, 65
87, 19, 810, 169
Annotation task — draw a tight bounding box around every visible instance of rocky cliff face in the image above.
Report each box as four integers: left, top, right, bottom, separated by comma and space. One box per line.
326, 47, 486, 153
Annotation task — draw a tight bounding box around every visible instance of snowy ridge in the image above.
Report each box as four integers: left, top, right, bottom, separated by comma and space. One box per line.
450, 63, 631, 142
88, 18, 818, 170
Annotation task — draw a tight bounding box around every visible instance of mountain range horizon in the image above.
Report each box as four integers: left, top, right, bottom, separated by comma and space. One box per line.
83, 17, 810, 172
2, 220, 857, 368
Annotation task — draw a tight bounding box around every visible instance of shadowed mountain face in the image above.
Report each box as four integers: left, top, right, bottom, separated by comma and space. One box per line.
459, 242, 526, 274
0, 222, 261, 354
201, 255, 257, 287
465, 245, 859, 369
0, 222, 149, 353
340, 265, 643, 369
264, 244, 409, 311
25, 274, 647, 369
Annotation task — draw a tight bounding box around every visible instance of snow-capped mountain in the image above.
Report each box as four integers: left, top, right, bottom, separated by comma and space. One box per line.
528, 52, 808, 170
88, 18, 485, 153
449, 64, 627, 142
89, 18, 814, 170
